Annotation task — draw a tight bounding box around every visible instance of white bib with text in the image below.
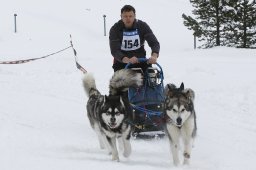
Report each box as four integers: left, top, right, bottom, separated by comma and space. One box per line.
121, 29, 141, 51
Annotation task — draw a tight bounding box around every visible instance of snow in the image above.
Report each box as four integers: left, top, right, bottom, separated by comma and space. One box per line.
1, 0, 256, 170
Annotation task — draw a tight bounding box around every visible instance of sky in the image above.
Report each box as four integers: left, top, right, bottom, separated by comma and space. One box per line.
1, 0, 256, 170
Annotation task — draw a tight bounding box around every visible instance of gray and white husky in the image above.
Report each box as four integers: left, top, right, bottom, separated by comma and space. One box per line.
164, 83, 197, 166
82, 69, 142, 161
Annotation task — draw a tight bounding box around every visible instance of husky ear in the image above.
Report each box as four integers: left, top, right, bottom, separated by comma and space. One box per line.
165, 84, 176, 96
167, 84, 176, 90
168, 84, 172, 90
179, 82, 184, 91
164, 84, 173, 96
184, 88, 195, 101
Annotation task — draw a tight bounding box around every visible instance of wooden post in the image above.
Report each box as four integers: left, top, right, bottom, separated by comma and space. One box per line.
14, 14, 17, 33
194, 34, 196, 49
103, 15, 106, 36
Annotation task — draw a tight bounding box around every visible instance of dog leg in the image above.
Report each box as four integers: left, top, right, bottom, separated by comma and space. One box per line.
99, 139, 105, 149
117, 136, 124, 152
98, 134, 105, 149
107, 137, 119, 161
182, 119, 194, 165
102, 134, 112, 155
182, 136, 193, 165
94, 125, 106, 149
122, 137, 131, 158
122, 126, 131, 158
170, 141, 180, 166
168, 126, 180, 166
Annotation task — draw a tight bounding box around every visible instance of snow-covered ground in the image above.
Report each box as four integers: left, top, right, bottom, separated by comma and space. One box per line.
1, 0, 256, 170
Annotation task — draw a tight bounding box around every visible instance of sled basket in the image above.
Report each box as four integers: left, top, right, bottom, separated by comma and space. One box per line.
125, 58, 165, 139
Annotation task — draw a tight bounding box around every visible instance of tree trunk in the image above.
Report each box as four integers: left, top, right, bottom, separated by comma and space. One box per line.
243, 1, 247, 48
215, 2, 220, 46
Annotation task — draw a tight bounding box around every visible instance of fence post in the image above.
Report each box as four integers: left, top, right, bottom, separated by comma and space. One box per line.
103, 15, 106, 36
14, 14, 17, 33
194, 34, 196, 49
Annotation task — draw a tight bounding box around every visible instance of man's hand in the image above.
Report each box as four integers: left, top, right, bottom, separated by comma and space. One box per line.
148, 53, 158, 64
129, 56, 138, 64
122, 56, 138, 64
122, 57, 130, 63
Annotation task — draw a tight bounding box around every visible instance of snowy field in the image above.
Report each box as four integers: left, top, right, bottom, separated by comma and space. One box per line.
1, 0, 256, 170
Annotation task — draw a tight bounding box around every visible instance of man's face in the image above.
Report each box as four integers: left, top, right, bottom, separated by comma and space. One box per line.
121, 11, 135, 28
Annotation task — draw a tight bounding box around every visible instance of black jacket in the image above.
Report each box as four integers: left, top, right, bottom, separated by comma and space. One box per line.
109, 19, 160, 71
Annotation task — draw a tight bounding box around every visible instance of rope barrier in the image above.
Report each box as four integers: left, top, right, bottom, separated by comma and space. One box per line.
69, 35, 87, 74
0, 34, 87, 74
0, 46, 72, 64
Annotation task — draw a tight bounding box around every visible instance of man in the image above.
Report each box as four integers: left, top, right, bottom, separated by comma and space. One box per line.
109, 5, 160, 72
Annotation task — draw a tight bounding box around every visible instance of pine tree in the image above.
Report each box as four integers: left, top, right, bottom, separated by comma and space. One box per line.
233, 0, 256, 48
183, 0, 256, 48
182, 14, 203, 37
183, 0, 225, 48
221, 0, 240, 47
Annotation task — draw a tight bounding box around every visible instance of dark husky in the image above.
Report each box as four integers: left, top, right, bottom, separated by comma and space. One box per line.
82, 69, 142, 161
164, 83, 197, 166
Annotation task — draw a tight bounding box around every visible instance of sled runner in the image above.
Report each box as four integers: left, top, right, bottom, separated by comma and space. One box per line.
125, 58, 165, 139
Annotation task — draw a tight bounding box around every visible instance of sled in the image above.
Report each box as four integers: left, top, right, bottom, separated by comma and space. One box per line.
125, 58, 165, 139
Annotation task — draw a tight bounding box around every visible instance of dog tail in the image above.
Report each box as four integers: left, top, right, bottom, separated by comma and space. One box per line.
82, 73, 100, 97
109, 69, 143, 95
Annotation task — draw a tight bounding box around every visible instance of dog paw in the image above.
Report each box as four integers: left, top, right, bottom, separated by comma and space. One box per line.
183, 152, 190, 159
183, 152, 190, 165
183, 159, 190, 165
173, 159, 180, 166
112, 155, 120, 162
123, 150, 131, 158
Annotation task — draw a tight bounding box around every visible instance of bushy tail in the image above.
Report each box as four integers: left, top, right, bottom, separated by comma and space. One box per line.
82, 73, 100, 97
109, 69, 143, 95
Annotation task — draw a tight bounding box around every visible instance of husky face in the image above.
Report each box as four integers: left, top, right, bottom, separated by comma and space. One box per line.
102, 108, 125, 129
101, 95, 126, 129
165, 98, 192, 127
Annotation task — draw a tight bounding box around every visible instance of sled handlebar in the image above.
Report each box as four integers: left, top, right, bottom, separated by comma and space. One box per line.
125, 58, 163, 72
125, 58, 147, 69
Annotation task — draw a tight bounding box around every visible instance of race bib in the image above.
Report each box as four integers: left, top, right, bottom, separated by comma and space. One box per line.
121, 29, 141, 51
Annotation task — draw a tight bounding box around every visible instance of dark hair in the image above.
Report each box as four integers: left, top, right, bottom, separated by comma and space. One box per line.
121, 5, 136, 14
